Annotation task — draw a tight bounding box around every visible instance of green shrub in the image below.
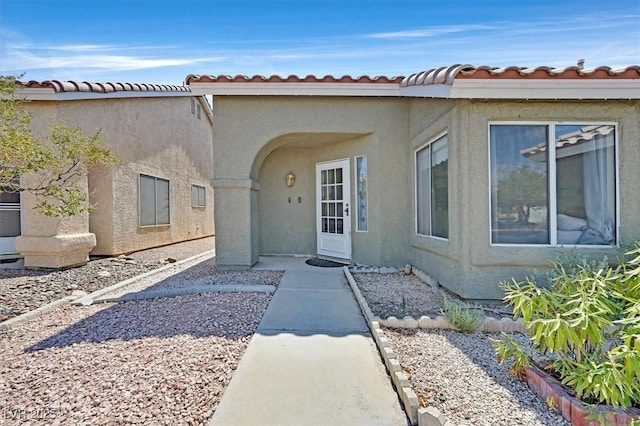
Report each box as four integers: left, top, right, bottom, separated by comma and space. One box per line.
494, 244, 640, 409
441, 296, 485, 333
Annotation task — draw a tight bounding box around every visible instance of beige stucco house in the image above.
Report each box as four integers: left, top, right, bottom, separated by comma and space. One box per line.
1, 81, 214, 268
186, 64, 640, 300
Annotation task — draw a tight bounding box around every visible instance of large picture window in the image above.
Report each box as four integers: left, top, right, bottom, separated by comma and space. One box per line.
139, 174, 170, 226
490, 123, 616, 246
416, 134, 449, 238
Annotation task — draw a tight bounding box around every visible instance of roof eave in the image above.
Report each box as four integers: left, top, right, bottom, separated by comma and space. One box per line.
448, 79, 640, 100
16, 88, 195, 101
188, 82, 401, 97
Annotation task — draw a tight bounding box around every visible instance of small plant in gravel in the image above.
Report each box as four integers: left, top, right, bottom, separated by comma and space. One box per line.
441, 296, 485, 333
494, 244, 640, 410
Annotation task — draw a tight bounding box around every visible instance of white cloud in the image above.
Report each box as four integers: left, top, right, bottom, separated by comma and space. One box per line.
33, 54, 220, 71
1, 40, 227, 73
366, 24, 497, 39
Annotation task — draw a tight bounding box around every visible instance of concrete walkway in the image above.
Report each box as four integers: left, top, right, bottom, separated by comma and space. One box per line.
209, 257, 409, 426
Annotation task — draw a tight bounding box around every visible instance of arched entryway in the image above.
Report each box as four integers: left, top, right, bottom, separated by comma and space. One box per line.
254, 132, 368, 262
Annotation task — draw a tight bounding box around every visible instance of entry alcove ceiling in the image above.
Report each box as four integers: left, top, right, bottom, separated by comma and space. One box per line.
271, 132, 371, 148
250, 132, 372, 180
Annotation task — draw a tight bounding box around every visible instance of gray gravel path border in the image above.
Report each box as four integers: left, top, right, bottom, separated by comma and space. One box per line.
0, 295, 79, 331
95, 284, 277, 303
72, 250, 215, 306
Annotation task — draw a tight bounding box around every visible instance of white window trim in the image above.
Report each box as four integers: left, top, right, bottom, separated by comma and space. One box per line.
138, 174, 171, 227
487, 121, 620, 248
191, 184, 206, 208
414, 131, 449, 241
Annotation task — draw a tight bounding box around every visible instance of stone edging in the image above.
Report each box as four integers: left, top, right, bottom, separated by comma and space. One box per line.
342, 266, 420, 425
0, 295, 79, 331
72, 250, 216, 306
378, 315, 525, 334
525, 366, 640, 426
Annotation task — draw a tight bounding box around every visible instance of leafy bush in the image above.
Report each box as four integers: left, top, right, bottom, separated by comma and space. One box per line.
494, 244, 640, 409
441, 297, 485, 333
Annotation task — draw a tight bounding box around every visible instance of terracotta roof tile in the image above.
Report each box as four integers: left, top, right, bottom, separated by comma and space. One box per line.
185, 74, 403, 84
18, 80, 191, 93
402, 64, 640, 86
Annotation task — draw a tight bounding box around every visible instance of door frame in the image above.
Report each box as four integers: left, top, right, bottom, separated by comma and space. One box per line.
315, 158, 351, 261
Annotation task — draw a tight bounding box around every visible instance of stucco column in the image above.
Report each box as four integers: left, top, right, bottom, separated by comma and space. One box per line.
15, 174, 96, 268
212, 178, 260, 269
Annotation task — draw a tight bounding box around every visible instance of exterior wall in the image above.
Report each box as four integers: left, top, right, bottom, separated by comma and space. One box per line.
23, 96, 214, 260
410, 99, 640, 300
212, 96, 409, 268
212, 93, 639, 299
407, 99, 464, 295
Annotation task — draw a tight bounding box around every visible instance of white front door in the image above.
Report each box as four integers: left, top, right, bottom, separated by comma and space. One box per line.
0, 191, 21, 255
316, 159, 351, 260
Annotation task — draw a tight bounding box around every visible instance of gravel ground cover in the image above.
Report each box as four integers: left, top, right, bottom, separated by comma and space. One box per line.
116, 261, 284, 296
0, 292, 272, 425
0, 236, 284, 425
0, 237, 215, 321
386, 329, 568, 426
352, 271, 567, 426
0, 260, 158, 321
352, 271, 512, 319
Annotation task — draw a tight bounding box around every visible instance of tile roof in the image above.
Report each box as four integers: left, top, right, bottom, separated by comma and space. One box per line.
402, 64, 640, 87
18, 80, 191, 93
186, 65, 639, 88
185, 74, 403, 84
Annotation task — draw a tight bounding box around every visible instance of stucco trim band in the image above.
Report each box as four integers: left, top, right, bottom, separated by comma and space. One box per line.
212, 178, 260, 190
15, 233, 96, 268
448, 79, 640, 99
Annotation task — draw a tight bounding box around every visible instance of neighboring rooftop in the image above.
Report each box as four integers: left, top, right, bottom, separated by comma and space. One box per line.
16, 80, 193, 101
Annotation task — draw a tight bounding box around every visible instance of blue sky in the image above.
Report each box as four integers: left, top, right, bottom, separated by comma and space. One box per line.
1, 0, 638, 85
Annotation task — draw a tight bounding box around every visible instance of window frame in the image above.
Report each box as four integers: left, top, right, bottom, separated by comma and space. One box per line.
487, 121, 619, 248
191, 184, 206, 208
414, 131, 449, 240
138, 174, 171, 227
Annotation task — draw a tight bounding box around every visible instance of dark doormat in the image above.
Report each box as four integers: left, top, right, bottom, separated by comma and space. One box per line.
305, 258, 346, 268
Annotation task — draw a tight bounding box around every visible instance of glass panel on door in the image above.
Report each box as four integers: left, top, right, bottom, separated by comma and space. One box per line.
320, 167, 345, 235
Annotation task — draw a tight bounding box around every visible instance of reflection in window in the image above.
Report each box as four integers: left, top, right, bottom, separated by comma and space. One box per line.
416, 134, 449, 238
139, 174, 170, 226
0, 189, 20, 238
490, 124, 616, 245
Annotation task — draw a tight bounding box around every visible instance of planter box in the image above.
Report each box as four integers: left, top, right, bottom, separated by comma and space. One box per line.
524, 366, 640, 426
